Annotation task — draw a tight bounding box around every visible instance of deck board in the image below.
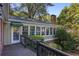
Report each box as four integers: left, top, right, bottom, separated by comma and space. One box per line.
1, 44, 36, 56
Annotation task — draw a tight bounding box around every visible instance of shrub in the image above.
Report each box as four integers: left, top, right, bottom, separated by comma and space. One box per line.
54, 27, 77, 51
30, 35, 44, 42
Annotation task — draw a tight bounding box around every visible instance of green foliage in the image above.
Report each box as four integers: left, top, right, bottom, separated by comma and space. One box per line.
57, 3, 79, 29
57, 4, 79, 47
31, 35, 44, 41
54, 27, 77, 51
10, 3, 53, 19
40, 14, 51, 22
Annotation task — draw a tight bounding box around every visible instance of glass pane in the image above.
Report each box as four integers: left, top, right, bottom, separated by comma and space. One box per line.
46, 27, 49, 35
50, 27, 52, 35
30, 26, 35, 35
36, 27, 40, 35
13, 27, 19, 40
42, 27, 45, 35
23, 26, 28, 35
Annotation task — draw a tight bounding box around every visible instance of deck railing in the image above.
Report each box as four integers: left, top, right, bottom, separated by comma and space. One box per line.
20, 35, 70, 56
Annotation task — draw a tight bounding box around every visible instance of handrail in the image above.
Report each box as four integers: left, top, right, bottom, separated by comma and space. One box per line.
20, 35, 71, 56
37, 42, 70, 56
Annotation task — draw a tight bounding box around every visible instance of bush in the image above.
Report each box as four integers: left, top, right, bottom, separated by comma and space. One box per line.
54, 27, 77, 51
30, 35, 44, 42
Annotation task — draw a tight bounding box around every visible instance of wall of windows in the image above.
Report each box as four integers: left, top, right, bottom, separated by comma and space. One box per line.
23, 25, 53, 36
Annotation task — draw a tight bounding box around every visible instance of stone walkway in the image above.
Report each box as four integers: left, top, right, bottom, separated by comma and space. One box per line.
1, 44, 36, 56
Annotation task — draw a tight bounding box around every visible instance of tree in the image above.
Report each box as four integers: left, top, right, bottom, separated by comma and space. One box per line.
9, 4, 28, 17
57, 3, 79, 45
10, 3, 54, 19
57, 6, 69, 25
57, 3, 79, 29
21, 3, 54, 19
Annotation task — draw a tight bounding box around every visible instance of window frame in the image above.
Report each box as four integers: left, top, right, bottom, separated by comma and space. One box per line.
30, 26, 35, 35
36, 26, 40, 35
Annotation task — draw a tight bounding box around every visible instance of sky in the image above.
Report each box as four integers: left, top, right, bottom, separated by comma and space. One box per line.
47, 3, 71, 17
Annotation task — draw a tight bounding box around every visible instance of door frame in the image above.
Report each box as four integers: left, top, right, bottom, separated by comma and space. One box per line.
11, 26, 21, 44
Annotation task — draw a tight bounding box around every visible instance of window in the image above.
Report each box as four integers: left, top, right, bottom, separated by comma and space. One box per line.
50, 27, 53, 35
13, 26, 20, 40
36, 27, 40, 35
23, 26, 28, 35
42, 27, 45, 35
46, 27, 49, 35
30, 26, 35, 35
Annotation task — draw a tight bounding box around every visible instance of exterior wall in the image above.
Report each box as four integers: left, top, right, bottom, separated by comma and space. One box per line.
0, 3, 9, 55
0, 19, 3, 55
4, 23, 11, 45
3, 23, 23, 45
7, 18, 55, 44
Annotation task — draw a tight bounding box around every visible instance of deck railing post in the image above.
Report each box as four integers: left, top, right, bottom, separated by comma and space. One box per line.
36, 41, 39, 56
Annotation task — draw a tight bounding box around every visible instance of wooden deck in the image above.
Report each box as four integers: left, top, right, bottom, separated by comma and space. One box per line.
1, 43, 36, 56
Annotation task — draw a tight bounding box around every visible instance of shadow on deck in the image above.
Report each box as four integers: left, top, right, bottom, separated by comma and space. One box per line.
1, 44, 36, 56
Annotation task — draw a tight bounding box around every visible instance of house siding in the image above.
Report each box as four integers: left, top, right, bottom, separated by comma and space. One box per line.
4, 23, 11, 45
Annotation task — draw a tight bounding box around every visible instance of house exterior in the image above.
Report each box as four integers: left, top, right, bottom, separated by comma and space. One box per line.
3, 16, 55, 45
0, 3, 57, 56
0, 3, 9, 55
0, 3, 56, 46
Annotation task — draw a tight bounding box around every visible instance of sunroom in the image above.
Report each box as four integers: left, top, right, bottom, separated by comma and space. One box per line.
22, 21, 54, 41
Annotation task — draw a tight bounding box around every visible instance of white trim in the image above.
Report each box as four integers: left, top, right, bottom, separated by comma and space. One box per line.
11, 27, 13, 44
11, 26, 21, 44
28, 25, 30, 35
35, 26, 36, 35
49, 27, 51, 35
9, 19, 53, 26
40, 27, 42, 35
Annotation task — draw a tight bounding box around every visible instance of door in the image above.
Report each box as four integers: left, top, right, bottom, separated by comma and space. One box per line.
12, 26, 21, 44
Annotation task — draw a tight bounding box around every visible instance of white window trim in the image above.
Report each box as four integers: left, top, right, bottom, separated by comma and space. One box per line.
34, 26, 36, 35
28, 25, 30, 35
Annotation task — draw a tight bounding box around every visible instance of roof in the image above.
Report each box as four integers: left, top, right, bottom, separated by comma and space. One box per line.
9, 16, 52, 24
